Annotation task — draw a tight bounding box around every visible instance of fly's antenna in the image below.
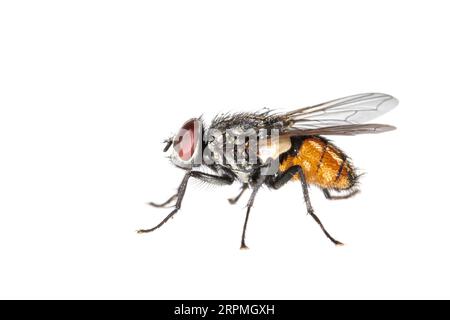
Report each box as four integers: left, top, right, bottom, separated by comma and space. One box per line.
163, 138, 173, 152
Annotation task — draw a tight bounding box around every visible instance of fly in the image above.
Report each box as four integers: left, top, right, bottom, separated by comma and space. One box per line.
138, 93, 398, 249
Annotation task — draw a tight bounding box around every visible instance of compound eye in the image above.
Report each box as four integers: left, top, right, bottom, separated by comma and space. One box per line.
173, 119, 198, 161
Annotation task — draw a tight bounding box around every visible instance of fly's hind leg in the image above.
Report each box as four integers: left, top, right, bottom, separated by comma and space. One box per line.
268, 166, 343, 246
228, 183, 248, 204
323, 188, 360, 200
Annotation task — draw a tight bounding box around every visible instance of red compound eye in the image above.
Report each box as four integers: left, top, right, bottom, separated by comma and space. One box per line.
173, 119, 198, 161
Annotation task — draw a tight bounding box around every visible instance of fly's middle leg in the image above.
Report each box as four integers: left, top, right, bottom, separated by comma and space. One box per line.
240, 178, 265, 249
228, 183, 248, 204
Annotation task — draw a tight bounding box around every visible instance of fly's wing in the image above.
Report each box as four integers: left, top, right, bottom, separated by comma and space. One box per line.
281, 93, 398, 133
283, 123, 396, 136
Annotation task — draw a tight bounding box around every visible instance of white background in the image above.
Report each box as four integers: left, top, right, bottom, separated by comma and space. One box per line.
0, 1, 448, 299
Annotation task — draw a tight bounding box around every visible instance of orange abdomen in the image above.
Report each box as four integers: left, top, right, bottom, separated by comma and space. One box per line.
279, 137, 356, 190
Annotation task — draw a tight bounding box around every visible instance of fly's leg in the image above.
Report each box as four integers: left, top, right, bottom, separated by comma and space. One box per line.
297, 167, 343, 245
148, 194, 178, 208
240, 178, 265, 249
228, 183, 248, 204
323, 188, 360, 200
139, 171, 234, 233
190, 171, 234, 185
268, 166, 343, 246
149, 172, 234, 208
138, 171, 191, 233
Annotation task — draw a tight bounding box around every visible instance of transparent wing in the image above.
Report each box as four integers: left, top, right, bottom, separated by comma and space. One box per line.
282, 123, 396, 136
282, 93, 398, 131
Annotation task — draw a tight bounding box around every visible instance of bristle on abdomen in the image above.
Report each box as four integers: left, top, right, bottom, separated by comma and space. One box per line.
279, 137, 357, 190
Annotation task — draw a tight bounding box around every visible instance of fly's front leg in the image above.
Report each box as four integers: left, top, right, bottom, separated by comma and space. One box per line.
139, 171, 234, 233
148, 194, 178, 208
190, 171, 234, 186
148, 172, 234, 208
228, 183, 248, 204
138, 171, 191, 233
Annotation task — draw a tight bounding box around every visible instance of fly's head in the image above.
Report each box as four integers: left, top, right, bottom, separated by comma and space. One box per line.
163, 118, 203, 169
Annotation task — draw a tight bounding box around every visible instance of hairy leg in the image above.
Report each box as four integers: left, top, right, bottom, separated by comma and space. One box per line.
139, 171, 234, 233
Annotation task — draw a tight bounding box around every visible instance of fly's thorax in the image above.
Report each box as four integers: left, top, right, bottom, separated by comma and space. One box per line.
202, 127, 287, 177
169, 119, 291, 177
